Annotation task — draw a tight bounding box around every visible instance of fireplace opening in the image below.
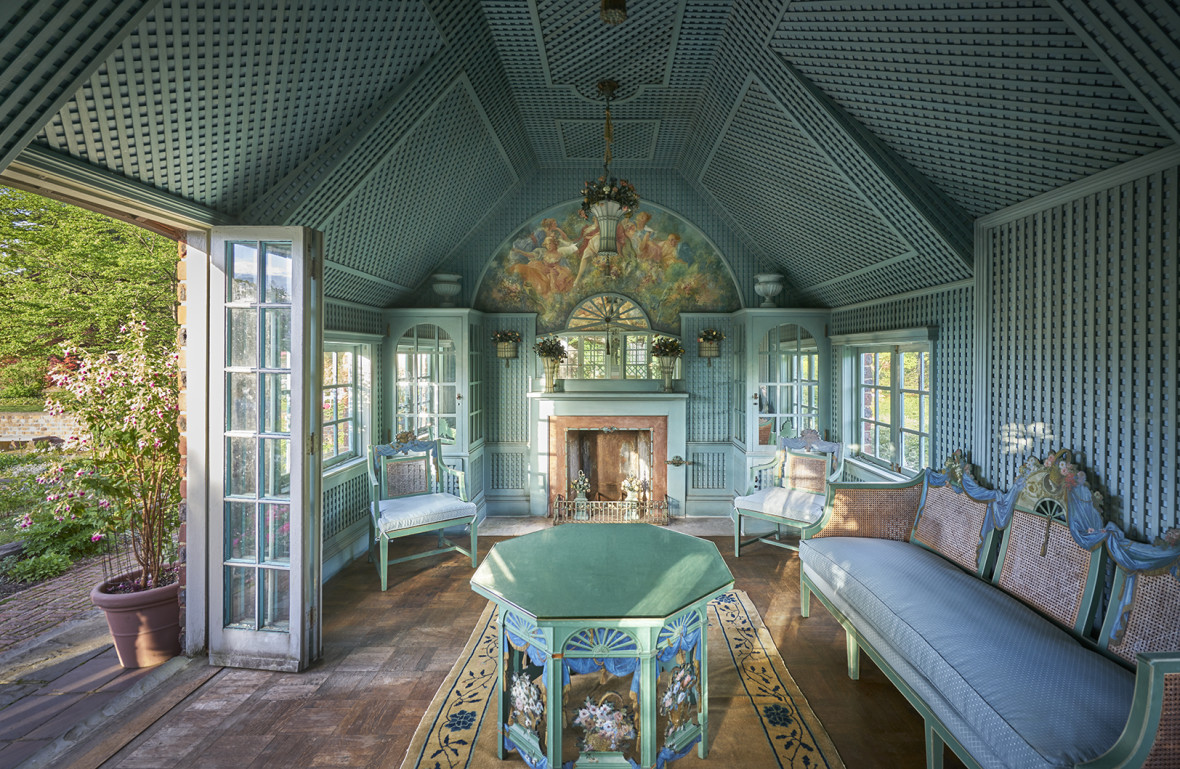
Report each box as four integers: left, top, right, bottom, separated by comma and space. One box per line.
566, 429, 652, 501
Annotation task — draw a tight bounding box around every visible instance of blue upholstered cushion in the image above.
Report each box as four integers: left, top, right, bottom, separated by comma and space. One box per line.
800, 538, 1133, 769
376, 493, 476, 532
733, 488, 824, 523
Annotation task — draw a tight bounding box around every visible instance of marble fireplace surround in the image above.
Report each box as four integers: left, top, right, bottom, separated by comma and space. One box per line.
528, 392, 688, 517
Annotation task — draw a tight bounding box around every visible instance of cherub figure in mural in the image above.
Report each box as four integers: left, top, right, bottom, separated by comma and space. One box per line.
658, 232, 682, 268
508, 233, 576, 296
621, 210, 655, 262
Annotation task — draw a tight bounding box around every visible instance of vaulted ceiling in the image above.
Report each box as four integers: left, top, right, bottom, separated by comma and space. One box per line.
2, 0, 1177, 309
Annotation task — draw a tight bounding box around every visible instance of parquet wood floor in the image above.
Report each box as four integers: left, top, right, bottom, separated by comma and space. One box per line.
96, 535, 964, 768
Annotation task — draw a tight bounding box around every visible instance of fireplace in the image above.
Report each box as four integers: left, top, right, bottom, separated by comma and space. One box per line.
565, 428, 652, 502
529, 392, 687, 517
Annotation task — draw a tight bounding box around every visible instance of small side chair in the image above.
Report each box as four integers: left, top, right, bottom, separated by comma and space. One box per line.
733, 428, 843, 556
367, 438, 478, 591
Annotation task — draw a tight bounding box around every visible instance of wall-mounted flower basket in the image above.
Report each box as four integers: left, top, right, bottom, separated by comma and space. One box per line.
496, 341, 518, 364
492, 331, 522, 367
697, 329, 724, 367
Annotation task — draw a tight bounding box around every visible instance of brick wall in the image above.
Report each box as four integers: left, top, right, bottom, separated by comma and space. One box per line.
0, 411, 83, 445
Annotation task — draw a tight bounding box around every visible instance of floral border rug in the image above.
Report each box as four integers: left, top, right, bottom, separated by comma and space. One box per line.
398, 589, 844, 769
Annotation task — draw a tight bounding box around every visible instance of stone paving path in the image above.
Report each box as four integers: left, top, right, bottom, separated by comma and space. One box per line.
0, 554, 109, 656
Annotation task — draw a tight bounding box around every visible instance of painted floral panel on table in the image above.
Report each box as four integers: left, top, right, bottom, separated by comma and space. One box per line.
474, 204, 741, 333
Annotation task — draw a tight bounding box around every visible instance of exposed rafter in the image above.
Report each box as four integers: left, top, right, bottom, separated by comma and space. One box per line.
1047, 0, 1180, 146
0, 0, 159, 172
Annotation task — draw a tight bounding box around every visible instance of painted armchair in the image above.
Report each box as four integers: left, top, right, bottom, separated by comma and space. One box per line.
367, 438, 478, 591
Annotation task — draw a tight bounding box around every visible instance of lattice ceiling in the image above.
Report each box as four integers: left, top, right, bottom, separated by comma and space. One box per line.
9, 0, 1178, 308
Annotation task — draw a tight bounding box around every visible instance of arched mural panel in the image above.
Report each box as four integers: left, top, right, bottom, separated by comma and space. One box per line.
474, 202, 741, 334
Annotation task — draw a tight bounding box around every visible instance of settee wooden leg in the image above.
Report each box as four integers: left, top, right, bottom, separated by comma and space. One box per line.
379, 537, 389, 592
470, 521, 478, 568
845, 629, 860, 679
733, 512, 741, 557
800, 578, 811, 618
924, 722, 944, 769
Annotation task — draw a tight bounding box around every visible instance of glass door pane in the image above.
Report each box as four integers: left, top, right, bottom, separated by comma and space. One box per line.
210, 227, 321, 672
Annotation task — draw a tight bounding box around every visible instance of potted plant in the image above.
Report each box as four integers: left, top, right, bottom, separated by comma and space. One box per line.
697, 328, 724, 365
45, 315, 182, 668
650, 336, 684, 392
533, 335, 568, 393
492, 330, 521, 366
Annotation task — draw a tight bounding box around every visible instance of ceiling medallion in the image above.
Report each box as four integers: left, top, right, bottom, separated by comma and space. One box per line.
600, 0, 626, 25
579, 79, 639, 278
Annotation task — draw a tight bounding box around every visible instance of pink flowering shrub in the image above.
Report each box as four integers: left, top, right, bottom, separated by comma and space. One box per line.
45, 315, 180, 591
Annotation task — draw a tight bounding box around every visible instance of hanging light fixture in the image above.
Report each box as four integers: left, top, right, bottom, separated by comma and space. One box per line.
600, 0, 626, 25
580, 79, 639, 277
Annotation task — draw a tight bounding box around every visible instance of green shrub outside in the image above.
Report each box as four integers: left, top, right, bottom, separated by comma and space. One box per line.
0, 450, 104, 582
0, 397, 46, 412
0, 359, 47, 399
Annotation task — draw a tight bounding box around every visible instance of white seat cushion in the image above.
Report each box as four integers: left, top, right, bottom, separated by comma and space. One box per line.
734, 487, 823, 524
377, 493, 477, 532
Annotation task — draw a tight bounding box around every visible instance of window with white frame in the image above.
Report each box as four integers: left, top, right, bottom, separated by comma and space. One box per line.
321, 342, 371, 467
857, 345, 931, 473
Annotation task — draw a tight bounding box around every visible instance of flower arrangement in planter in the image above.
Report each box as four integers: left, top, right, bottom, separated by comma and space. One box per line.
492, 330, 522, 344
533, 335, 568, 360
571, 470, 591, 497
650, 336, 685, 358
696, 329, 724, 366
579, 176, 640, 220
573, 692, 636, 753
45, 315, 182, 667
492, 330, 521, 366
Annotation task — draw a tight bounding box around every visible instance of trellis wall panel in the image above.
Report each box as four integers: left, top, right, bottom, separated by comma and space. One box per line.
437, 167, 764, 312
698, 76, 912, 301
977, 151, 1179, 542
0, 0, 158, 171
483, 0, 729, 166
680, 314, 736, 444
483, 313, 533, 445
320, 77, 517, 303
1050, 0, 1180, 146
266, 0, 534, 228
830, 281, 975, 470
770, 0, 1175, 219
34, 0, 449, 216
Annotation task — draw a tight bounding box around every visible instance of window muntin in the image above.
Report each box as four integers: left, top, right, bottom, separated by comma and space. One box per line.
395, 324, 457, 442
858, 346, 931, 473
321, 344, 367, 467
556, 294, 665, 380
756, 323, 819, 445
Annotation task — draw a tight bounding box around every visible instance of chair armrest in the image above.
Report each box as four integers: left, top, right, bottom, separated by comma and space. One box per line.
801, 477, 924, 542
438, 462, 470, 502
740, 452, 785, 495
1077, 651, 1180, 768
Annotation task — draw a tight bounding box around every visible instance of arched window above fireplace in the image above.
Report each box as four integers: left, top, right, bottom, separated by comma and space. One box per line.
558, 294, 665, 380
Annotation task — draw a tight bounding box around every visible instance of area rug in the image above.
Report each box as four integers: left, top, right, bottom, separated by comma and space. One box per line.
398, 590, 844, 769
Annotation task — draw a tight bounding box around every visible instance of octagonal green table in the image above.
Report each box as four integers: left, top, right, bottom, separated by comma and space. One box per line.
470, 524, 734, 769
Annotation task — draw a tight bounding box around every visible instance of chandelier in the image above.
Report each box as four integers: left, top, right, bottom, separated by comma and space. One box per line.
580, 79, 638, 275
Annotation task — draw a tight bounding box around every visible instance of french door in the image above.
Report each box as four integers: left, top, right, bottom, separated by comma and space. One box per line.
208, 227, 322, 671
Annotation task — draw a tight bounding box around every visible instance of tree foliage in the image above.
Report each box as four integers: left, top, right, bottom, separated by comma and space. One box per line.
0, 186, 178, 394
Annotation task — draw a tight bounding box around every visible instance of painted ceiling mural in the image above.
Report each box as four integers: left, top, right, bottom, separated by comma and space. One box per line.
474, 203, 741, 333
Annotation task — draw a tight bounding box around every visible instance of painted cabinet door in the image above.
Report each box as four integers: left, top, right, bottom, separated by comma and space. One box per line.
208, 227, 323, 672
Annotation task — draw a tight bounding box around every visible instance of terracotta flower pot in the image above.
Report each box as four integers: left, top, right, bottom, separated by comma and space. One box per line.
90, 572, 181, 668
